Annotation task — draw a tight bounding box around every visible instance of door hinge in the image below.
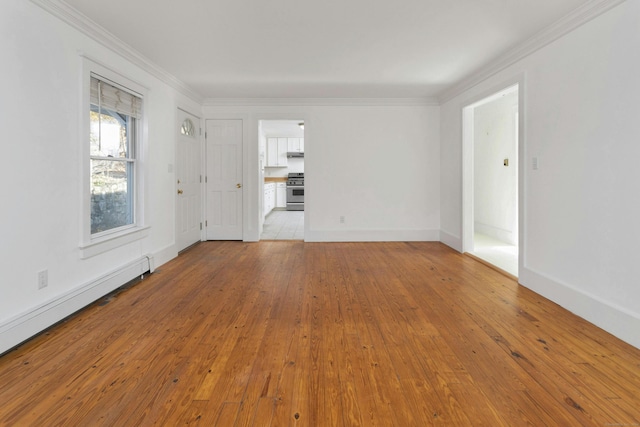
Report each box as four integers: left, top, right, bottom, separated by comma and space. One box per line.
200, 222, 203, 230
205, 220, 208, 227
205, 176, 208, 183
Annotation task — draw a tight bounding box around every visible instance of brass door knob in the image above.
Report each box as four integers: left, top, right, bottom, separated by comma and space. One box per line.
236, 183, 242, 188
177, 189, 183, 194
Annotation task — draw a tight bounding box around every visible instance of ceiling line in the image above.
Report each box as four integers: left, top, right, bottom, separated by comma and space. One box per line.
202, 97, 439, 107
437, 0, 627, 103
30, 0, 623, 106
29, 0, 203, 104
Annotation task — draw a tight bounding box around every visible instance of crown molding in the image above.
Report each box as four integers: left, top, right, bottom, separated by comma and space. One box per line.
29, 0, 203, 104
202, 97, 439, 107
31, 0, 623, 108
438, 0, 627, 104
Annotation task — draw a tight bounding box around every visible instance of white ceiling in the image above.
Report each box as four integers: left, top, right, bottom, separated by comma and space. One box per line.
63, 0, 590, 99
261, 120, 304, 137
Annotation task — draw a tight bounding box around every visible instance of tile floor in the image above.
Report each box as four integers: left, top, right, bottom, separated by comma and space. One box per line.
471, 233, 518, 277
261, 210, 304, 240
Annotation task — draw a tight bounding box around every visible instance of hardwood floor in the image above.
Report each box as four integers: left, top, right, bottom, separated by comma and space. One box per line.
1, 241, 639, 426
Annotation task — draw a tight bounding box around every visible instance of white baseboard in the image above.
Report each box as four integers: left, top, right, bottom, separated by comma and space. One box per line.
474, 222, 516, 245
0, 256, 152, 355
520, 267, 640, 349
303, 228, 440, 242
439, 230, 462, 252
153, 244, 179, 270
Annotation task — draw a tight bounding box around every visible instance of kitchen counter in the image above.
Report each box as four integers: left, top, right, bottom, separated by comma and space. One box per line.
264, 177, 288, 183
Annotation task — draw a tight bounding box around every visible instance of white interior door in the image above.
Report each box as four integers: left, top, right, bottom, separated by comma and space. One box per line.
176, 109, 202, 252
206, 119, 243, 240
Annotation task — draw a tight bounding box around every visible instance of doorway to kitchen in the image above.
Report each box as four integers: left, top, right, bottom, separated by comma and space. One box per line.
259, 119, 305, 240
463, 84, 520, 277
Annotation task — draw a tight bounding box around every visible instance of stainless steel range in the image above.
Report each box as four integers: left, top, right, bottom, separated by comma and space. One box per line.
286, 172, 304, 211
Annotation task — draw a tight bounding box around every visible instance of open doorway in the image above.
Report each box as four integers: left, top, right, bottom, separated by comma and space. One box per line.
258, 119, 305, 240
463, 84, 520, 276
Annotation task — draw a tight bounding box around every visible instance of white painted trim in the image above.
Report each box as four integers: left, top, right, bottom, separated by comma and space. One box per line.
203, 98, 438, 107
474, 222, 516, 245
439, 230, 462, 252
0, 256, 152, 355
177, 106, 204, 121
28, 0, 625, 107
80, 226, 150, 259
253, 113, 310, 242
520, 267, 640, 349
80, 57, 150, 257
461, 76, 524, 262
153, 244, 178, 270
29, 0, 202, 103
462, 104, 475, 253
304, 229, 440, 243
438, 0, 627, 103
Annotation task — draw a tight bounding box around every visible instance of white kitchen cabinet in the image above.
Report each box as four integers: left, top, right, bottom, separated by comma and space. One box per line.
266, 139, 277, 166
266, 138, 288, 167
263, 185, 268, 217
287, 138, 304, 152
276, 138, 288, 165
276, 183, 287, 208
264, 183, 276, 216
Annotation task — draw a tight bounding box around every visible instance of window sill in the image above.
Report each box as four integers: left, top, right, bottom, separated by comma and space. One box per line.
80, 226, 150, 259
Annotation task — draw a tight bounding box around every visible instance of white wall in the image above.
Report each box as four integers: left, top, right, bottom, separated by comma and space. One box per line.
286, 157, 305, 174
473, 90, 518, 244
0, 0, 440, 357
440, 1, 640, 348
204, 103, 440, 242
0, 0, 199, 353
10, 0, 635, 356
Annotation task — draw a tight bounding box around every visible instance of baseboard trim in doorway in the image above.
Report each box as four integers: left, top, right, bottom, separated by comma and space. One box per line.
259, 239, 304, 242
464, 252, 518, 281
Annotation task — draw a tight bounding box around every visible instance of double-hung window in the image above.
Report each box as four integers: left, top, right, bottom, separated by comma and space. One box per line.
89, 75, 141, 236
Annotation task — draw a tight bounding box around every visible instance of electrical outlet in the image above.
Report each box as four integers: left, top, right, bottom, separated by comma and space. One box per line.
38, 270, 48, 290
340, 216, 345, 224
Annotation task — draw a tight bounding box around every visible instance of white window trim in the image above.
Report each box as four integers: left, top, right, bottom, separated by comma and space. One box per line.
80, 56, 149, 259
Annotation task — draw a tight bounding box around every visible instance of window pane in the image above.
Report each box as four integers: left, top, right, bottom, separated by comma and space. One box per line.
90, 108, 130, 158
91, 159, 133, 234
181, 118, 195, 136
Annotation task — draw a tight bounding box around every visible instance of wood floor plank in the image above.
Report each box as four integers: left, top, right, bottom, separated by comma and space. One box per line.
235, 244, 302, 427
215, 402, 241, 426
413, 249, 640, 425
251, 397, 276, 427
391, 246, 597, 425
1, 241, 639, 426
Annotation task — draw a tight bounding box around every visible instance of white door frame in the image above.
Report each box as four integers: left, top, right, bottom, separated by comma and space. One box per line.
462, 76, 525, 275
254, 113, 309, 241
